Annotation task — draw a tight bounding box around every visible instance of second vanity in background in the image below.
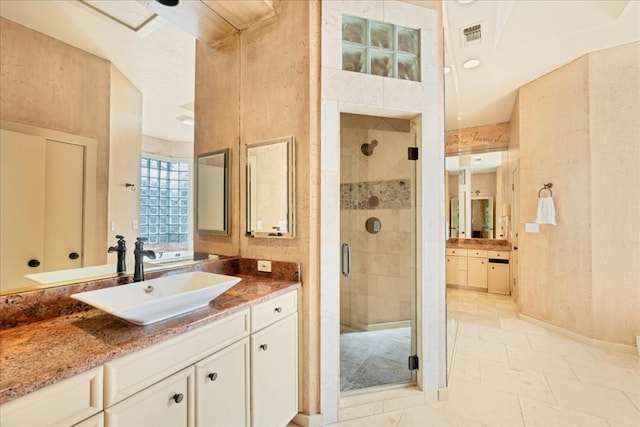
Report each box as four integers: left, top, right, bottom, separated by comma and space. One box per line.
446, 241, 510, 295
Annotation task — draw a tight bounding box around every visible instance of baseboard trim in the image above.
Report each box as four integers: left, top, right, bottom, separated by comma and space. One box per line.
292, 412, 323, 427
519, 313, 638, 355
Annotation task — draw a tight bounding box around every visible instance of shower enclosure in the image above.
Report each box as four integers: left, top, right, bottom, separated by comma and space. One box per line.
339, 114, 417, 392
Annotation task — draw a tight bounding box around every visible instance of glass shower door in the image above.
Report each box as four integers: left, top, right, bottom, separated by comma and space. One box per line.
339, 124, 417, 392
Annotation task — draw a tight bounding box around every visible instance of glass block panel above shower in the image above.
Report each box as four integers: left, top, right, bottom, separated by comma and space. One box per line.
341, 15, 421, 82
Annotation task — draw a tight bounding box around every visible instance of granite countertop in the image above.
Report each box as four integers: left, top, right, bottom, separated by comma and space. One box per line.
0, 275, 300, 404
446, 238, 511, 252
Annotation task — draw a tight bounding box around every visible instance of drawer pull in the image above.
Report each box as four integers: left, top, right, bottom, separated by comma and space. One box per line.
173, 393, 184, 404
274, 306, 282, 313
208, 372, 218, 382
259, 344, 268, 351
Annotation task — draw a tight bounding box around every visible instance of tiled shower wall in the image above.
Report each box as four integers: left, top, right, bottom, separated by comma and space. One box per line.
340, 115, 414, 331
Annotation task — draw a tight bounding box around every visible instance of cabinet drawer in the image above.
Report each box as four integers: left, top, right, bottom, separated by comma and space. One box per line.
445, 248, 467, 256
488, 250, 510, 260
251, 290, 297, 332
0, 366, 103, 427
468, 249, 487, 258
104, 309, 249, 407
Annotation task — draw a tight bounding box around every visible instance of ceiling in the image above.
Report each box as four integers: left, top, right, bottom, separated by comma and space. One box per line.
1, 1, 638, 142
443, 0, 640, 130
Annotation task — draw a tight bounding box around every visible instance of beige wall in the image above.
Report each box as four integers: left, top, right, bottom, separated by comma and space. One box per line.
516, 42, 640, 346
0, 17, 111, 264
194, 0, 320, 414
194, 37, 241, 257
108, 66, 142, 267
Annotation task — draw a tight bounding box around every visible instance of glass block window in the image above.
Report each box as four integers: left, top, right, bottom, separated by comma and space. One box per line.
342, 15, 420, 81
139, 157, 190, 245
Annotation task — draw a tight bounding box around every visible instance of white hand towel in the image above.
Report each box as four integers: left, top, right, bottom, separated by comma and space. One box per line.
535, 196, 557, 225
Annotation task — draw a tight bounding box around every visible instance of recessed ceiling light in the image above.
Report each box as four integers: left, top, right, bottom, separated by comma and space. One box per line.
444, 66, 451, 75
177, 115, 194, 126
462, 58, 480, 69
458, 0, 475, 4
457, 117, 462, 121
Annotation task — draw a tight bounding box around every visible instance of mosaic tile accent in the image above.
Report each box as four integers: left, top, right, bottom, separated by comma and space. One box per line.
341, 179, 411, 210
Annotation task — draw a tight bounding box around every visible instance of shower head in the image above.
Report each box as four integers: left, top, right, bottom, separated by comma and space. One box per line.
361, 139, 378, 156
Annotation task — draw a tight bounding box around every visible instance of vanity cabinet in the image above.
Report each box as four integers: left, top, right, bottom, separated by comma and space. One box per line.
0, 288, 299, 427
446, 248, 510, 294
105, 367, 193, 427
467, 250, 488, 289
445, 248, 467, 286
488, 251, 510, 295
249, 292, 299, 427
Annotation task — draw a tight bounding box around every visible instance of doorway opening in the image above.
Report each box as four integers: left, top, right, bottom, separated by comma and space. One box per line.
339, 113, 417, 392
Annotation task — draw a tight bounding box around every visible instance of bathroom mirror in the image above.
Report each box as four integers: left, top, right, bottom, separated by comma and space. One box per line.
246, 137, 295, 238
197, 149, 229, 235
446, 150, 508, 239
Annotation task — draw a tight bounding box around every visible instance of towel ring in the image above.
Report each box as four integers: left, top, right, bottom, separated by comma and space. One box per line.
538, 183, 553, 197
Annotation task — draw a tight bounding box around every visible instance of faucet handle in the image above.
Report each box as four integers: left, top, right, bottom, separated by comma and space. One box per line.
136, 237, 148, 243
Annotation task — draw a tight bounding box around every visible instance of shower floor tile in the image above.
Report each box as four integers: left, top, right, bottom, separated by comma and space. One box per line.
340, 327, 412, 391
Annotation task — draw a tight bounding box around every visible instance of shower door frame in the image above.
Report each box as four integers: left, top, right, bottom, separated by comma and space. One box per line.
338, 125, 418, 392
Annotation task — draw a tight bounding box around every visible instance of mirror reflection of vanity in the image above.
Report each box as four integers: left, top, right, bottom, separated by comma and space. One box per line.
246, 137, 295, 238
446, 150, 508, 240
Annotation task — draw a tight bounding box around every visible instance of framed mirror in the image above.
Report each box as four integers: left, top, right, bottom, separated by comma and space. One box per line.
446, 150, 507, 240
197, 149, 229, 235
246, 137, 295, 238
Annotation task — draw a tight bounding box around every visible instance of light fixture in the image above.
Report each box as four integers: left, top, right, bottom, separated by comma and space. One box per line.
444, 66, 451, 75
462, 58, 480, 69
177, 115, 194, 126
155, 0, 179, 6
458, 0, 475, 4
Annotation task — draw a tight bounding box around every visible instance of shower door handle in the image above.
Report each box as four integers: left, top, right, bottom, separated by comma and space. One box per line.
341, 243, 351, 277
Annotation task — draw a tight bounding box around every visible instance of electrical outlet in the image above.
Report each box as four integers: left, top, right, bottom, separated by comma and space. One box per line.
257, 260, 272, 273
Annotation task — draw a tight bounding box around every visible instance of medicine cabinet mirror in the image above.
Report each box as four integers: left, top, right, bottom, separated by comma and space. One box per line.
197, 149, 229, 235
246, 137, 295, 238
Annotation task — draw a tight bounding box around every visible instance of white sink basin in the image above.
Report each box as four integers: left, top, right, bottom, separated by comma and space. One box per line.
71, 271, 242, 325
26, 264, 120, 285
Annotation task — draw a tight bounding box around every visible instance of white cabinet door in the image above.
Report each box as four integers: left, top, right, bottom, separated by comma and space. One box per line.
195, 337, 249, 427
489, 263, 510, 295
250, 313, 298, 427
467, 257, 488, 289
105, 367, 194, 427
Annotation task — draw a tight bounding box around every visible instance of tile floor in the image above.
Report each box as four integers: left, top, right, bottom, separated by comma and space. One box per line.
329, 288, 640, 426
340, 327, 413, 391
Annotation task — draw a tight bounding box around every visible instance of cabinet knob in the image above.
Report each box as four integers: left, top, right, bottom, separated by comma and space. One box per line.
172, 393, 184, 404
27, 259, 41, 268
259, 344, 268, 351
208, 372, 218, 382
274, 306, 282, 313
68, 252, 80, 260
